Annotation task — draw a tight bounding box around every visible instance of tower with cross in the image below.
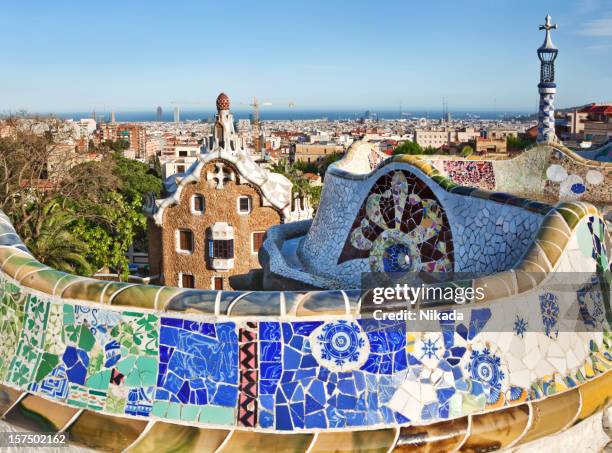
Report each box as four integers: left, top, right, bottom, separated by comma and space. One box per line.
537, 15, 559, 144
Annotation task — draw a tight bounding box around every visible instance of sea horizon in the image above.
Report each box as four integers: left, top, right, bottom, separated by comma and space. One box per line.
1, 109, 535, 122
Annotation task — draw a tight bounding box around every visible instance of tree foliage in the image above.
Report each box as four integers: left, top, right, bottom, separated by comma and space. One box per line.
270, 159, 322, 212
460, 145, 474, 157
0, 118, 162, 279
394, 141, 425, 155
507, 135, 535, 151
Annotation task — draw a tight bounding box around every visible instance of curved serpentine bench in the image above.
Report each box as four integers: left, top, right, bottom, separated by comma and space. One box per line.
0, 153, 610, 451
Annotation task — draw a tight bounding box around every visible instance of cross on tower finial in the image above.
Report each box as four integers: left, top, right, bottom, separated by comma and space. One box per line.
539, 14, 557, 32
538, 14, 558, 51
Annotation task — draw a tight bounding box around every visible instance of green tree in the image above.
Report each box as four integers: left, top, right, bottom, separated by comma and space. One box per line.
112, 152, 162, 202
319, 152, 343, 178
67, 152, 162, 279
460, 145, 474, 157
71, 193, 146, 279
393, 141, 424, 155
507, 135, 535, 151
293, 160, 319, 174
0, 121, 163, 279
21, 201, 93, 274
109, 140, 130, 152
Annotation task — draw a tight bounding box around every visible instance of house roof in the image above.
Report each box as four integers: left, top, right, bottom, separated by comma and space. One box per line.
145, 149, 293, 226
579, 104, 612, 115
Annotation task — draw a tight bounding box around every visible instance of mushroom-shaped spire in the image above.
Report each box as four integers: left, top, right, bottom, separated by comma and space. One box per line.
216, 92, 230, 111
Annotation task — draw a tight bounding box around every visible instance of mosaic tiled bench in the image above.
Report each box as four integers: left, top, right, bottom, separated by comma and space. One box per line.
0, 149, 611, 451
421, 142, 612, 209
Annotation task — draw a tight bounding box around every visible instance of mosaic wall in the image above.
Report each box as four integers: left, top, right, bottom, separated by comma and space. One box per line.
0, 152, 612, 451
425, 145, 612, 208
442, 161, 496, 191
338, 170, 454, 274
544, 149, 610, 203
0, 273, 610, 434
0, 201, 611, 440
295, 157, 545, 288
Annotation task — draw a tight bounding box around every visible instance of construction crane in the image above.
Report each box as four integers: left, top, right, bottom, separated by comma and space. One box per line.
171, 97, 295, 156
241, 97, 295, 156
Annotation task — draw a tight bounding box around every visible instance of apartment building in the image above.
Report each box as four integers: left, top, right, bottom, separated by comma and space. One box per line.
291, 143, 344, 164
96, 123, 147, 159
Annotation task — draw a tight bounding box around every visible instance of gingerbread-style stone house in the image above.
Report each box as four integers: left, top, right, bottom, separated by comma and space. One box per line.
145, 93, 311, 290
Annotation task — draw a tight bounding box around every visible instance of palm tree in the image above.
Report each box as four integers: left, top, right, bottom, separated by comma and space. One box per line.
21, 201, 93, 275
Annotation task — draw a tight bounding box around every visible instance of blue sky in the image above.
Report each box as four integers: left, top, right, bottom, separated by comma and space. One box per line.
1, 0, 611, 113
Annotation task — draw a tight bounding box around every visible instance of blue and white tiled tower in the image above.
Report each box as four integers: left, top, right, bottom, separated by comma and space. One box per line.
537, 15, 559, 143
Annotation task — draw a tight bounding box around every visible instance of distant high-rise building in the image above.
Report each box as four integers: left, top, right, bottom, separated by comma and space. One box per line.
156, 106, 163, 122
174, 107, 180, 123
110, 111, 116, 123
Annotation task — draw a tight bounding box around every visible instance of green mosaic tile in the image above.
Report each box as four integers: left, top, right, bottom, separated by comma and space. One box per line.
6, 294, 50, 388
0, 277, 26, 380
13, 260, 49, 282
557, 207, 581, 229
62, 280, 109, 303
198, 405, 235, 425
110, 284, 159, 309
18, 269, 66, 296
1, 253, 37, 280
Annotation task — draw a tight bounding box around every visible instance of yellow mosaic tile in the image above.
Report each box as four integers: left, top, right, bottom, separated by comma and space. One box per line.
218, 431, 313, 453
110, 284, 159, 309
13, 260, 49, 282
0, 384, 22, 416
3, 393, 79, 432
460, 404, 530, 451
535, 239, 564, 268
311, 428, 397, 453
517, 244, 552, 274
62, 280, 113, 304
67, 411, 148, 452
156, 286, 187, 311
126, 422, 230, 453
19, 269, 69, 295
394, 417, 468, 452
1, 252, 37, 280
473, 271, 516, 303
101, 281, 137, 305
514, 270, 543, 293
0, 246, 21, 270
577, 371, 612, 421
516, 389, 580, 445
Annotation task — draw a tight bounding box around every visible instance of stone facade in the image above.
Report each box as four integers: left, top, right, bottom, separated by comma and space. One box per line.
148, 160, 282, 289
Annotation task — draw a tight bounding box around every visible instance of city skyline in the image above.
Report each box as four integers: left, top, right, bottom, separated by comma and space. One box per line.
1, 0, 611, 113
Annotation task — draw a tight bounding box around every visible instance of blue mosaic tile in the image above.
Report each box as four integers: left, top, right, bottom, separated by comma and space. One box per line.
157, 318, 238, 416
257, 319, 409, 430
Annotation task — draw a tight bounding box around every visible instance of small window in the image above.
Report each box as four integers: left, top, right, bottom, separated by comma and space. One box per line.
252, 232, 265, 253
177, 165, 186, 173
192, 194, 205, 214
212, 277, 223, 290
180, 273, 195, 288
237, 196, 251, 214
177, 229, 193, 253
178, 150, 188, 157
209, 239, 234, 259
